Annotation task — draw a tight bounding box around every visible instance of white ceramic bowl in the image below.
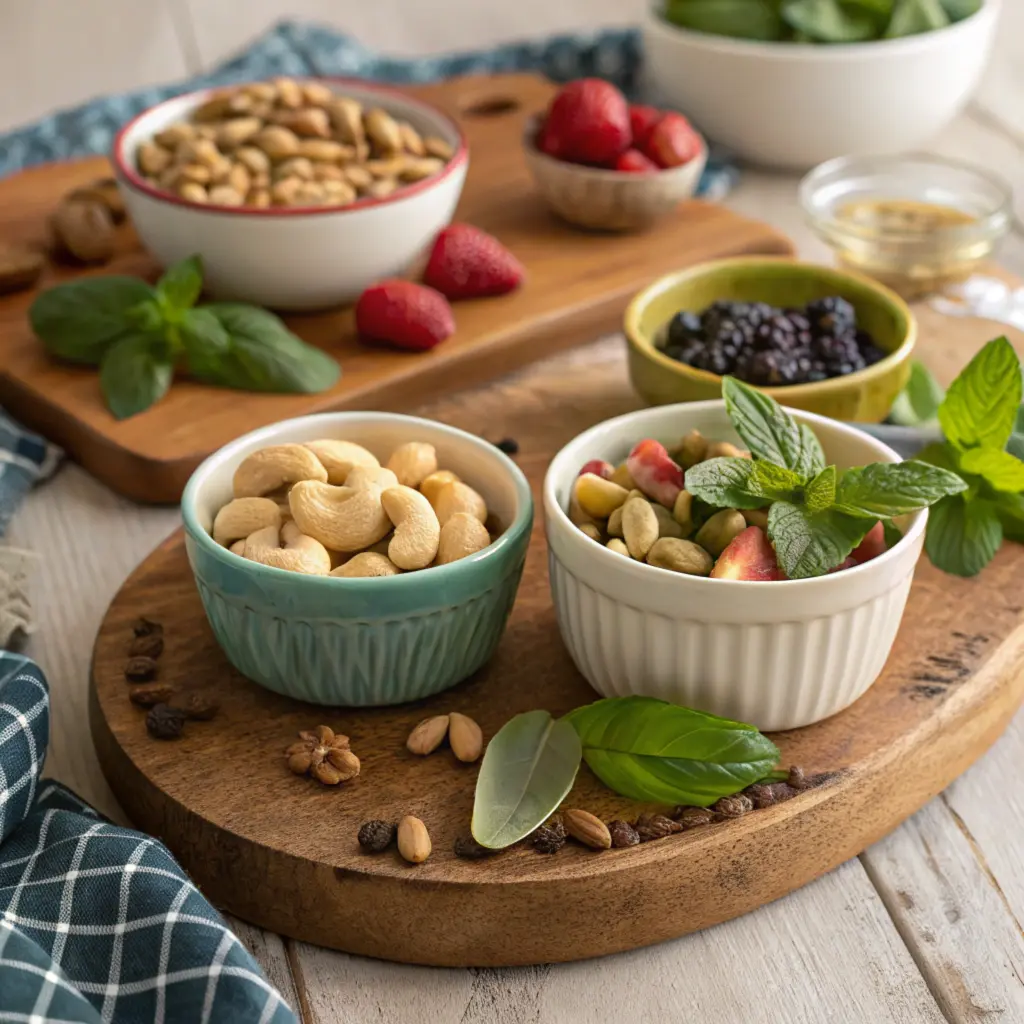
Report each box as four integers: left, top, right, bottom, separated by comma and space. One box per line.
641, 0, 1000, 170
543, 401, 926, 731
113, 80, 468, 310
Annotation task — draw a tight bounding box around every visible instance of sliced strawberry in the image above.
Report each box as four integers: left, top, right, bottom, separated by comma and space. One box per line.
539, 78, 631, 166
422, 223, 524, 300
643, 112, 703, 169
711, 527, 787, 581
615, 148, 659, 174
629, 104, 662, 149
355, 280, 454, 351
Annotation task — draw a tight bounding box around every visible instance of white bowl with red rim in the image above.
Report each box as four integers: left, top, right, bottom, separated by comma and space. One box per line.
543, 400, 926, 731
113, 80, 469, 311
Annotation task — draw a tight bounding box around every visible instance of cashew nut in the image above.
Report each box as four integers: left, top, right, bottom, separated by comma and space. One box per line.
289, 480, 391, 552
420, 470, 459, 505
386, 441, 438, 488
330, 552, 401, 577
381, 486, 441, 570
233, 444, 327, 497
432, 480, 488, 526
212, 496, 281, 546
243, 521, 331, 574
302, 439, 379, 484
345, 465, 399, 491
436, 512, 491, 565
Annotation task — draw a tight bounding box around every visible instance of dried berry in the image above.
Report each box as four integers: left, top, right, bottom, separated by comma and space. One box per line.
129, 633, 164, 659
285, 725, 359, 785
494, 437, 519, 455
358, 819, 397, 852
532, 819, 567, 854
673, 806, 714, 830
133, 617, 163, 637
125, 656, 158, 682
744, 782, 798, 809
634, 813, 682, 842
788, 765, 810, 791
454, 835, 494, 859
608, 820, 640, 848
146, 703, 186, 740
712, 794, 753, 819
128, 683, 176, 708
181, 693, 219, 721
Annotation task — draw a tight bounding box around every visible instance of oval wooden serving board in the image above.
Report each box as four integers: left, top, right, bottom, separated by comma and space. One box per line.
89, 304, 1024, 967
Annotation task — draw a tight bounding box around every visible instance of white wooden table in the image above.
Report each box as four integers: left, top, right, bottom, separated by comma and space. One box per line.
5, 3, 1024, 1021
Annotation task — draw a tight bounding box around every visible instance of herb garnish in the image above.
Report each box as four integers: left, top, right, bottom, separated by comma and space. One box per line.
684, 376, 965, 578
30, 254, 341, 419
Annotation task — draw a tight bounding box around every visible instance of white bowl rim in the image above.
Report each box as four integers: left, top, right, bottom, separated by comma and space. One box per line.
643, 0, 999, 59
181, 411, 533, 591
543, 398, 928, 590
113, 76, 469, 218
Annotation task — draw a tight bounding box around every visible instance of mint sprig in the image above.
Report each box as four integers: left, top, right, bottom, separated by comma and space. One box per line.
685, 376, 966, 579
29, 255, 341, 420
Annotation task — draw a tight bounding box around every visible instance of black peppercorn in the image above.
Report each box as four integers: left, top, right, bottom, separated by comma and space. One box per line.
453, 835, 493, 859
357, 820, 397, 853
125, 656, 158, 683
673, 806, 714, 830
494, 437, 519, 455
532, 819, 567, 854
146, 704, 186, 740
634, 813, 682, 842
744, 782, 798, 809
712, 794, 753, 819
607, 820, 640, 848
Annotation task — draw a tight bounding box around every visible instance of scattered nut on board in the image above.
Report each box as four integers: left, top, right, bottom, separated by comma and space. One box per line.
397, 815, 432, 864
448, 712, 483, 763
0, 244, 45, 296
406, 714, 450, 756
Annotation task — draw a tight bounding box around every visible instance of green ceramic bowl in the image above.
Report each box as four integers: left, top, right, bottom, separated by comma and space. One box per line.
624, 257, 916, 422
181, 412, 533, 706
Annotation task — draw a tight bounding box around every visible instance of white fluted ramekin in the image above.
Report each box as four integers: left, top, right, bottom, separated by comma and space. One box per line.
543, 401, 926, 731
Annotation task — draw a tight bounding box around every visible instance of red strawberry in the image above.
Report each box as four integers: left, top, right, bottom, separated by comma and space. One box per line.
615, 148, 659, 173
355, 280, 454, 351
629, 104, 662, 148
643, 112, 703, 169
423, 223, 524, 300
539, 78, 631, 166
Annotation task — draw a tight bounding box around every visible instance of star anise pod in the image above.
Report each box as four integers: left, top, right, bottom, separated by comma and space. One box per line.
285, 725, 360, 785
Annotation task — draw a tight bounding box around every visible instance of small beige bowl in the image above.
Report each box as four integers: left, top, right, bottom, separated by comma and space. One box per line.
522, 117, 707, 231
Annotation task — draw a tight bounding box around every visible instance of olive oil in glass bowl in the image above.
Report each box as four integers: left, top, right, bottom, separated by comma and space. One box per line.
800, 154, 1012, 300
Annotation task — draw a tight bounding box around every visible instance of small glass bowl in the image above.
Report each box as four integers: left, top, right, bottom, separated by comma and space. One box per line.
800, 154, 1012, 300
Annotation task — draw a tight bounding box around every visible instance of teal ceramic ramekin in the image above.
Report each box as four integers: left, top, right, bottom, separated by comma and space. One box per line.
181, 412, 533, 706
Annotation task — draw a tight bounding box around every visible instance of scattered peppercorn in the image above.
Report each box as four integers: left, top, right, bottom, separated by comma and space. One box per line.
634, 813, 682, 842
454, 835, 494, 859
132, 617, 163, 637
129, 632, 164, 659
608, 820, 640, 848
744, 782, 799, 809
128, 683, 176, 708
788, 765, 809, 791
146, 703, 186, 740
181, 693, 220, 721
494, 437, 519, 455
125, 656, 158, 682
357, 819, 397, 853
713, 794, 753, 819
532, 819, 567, 854
673, 806, 715, 829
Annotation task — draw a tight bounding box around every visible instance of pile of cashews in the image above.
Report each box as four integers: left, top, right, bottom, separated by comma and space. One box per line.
211, 439, 494, 577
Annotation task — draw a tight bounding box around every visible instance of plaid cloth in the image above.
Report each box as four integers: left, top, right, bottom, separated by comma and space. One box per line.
0, 21, 740, 201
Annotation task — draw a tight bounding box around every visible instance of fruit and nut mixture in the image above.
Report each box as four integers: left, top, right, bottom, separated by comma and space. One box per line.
211, 438, 496, 576
657, 296, 887, 386
135, 77, 455, 208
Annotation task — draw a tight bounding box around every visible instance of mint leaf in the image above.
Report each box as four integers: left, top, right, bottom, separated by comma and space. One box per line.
784, 0, 880, 42
723, 376, 816, 478
684, 458, 766, 509
750, 460, 804, 501
768, 501, 874, 579
959, 448, 1024, 493
662, 0, 785, 40
993, 492, 1024, 543
805, 466, 836, 513
886, 0, 950, 37
796, 424, 826, 478
99, 334, 173, 419
883, 520, 904, 548
938, 337, 1021, 452
180, 307, 230, 356
889, 360, 945, 426
157, 255, 203, 313
834, 461, 966, 517
925, 495, 1002, 577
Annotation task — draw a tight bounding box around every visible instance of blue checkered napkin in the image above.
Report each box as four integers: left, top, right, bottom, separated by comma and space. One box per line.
0, 21, 739, 200
0, 411, 62, 538
0, 653, 297, 1023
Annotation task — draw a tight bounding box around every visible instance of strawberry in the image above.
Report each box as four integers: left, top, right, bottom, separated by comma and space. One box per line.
615, 148, 659, 174
423, 223, 524, 300
539, 78, 631, 166
629, 104, 662, 149
355, 280, 454, 351
643, 112, 703, 169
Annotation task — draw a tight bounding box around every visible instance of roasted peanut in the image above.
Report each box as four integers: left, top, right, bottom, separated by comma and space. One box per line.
608, 462, 636, 491
694, 509, 746, 557
407, 714, 449, 755
646, 538, 714, 576
579, 522, 603, 543
674, 429, 708, 468
397, 816, 431, 864
574, 474, 629, 520
652, 502, 684, 539
622, 496, 659, 561
606, 538, 630, 557
672, 490, 695, 534
448, 712, 483, 763
706, 441, 750, 460
743, 507, 770, 531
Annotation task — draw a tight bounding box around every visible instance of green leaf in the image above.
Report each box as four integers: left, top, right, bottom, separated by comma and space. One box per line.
833, 461, 966, 517
98, 334, 173, 420
937, 0, 979, 17
180, 307, 230, 356
915, 441, 962, 474
683, 457, 771, 509
993, 492, 1024, 543
471, 710, 581, 850
924, 495, 1002, 577
124, 298, 167, 335
805, 466, 837, 513
959, 448, 1024, 493
768, 501, 874, 578
888, 360, 945, 426
565, 697, 779, 808
751, 460, 805, 501
885, 0, 950, 35
29, 276, 155, 365
883, 519, 904, 549
938, 337, 1022, 452
796, 423, 827, 477
783, 0, 880, 41
662, 0, 785, 39
156, 255, 204, 314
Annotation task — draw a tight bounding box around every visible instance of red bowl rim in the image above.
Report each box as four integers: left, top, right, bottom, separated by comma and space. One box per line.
112, 76, 469, 218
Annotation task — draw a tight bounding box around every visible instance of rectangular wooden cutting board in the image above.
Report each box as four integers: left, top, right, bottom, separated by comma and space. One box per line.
0, 73, 792, 504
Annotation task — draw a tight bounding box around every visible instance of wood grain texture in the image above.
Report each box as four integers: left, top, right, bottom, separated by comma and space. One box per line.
0, 74, 791, 505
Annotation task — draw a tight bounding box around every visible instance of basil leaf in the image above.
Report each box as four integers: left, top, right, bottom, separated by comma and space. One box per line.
883, 519, 904, 548
30, 276, 155, 365
959, 448, 1024, 493
662, 0, 786, 40
768, 501, 874, 578
99, 334, 173, 420
805, 466, 836, 513
783, 0, 880, 41
156, 255, 203, 313
833, 461, 966, 517
124, 298, 167, 335
938, 337, 1021, 452
888, 360, 945, 426
683, 458, 767, 509
180, 307, 230, 356
924, 495, 1002, 577
885, 0, 950, 35
565, 696, 779, 807
722, 376, 814, 478
471, 710, 581, 850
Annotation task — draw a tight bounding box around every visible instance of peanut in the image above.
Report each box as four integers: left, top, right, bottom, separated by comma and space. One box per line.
743, 507, 770, 531
695, 509, 746, 557
606, 538, 630, 557
574, 474, 629, 520
622, 496, 659, 561
406, 714, 449, 755
673, 490, 695, 534
579, 522, 603, 543
706, 441, 750, 460
448, 712, 483, 763
652, 502, 684, 539
674, 430, 708, 468
646, 538, 714, 576
397, 816, 431, 864
608, 462, 636, 491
